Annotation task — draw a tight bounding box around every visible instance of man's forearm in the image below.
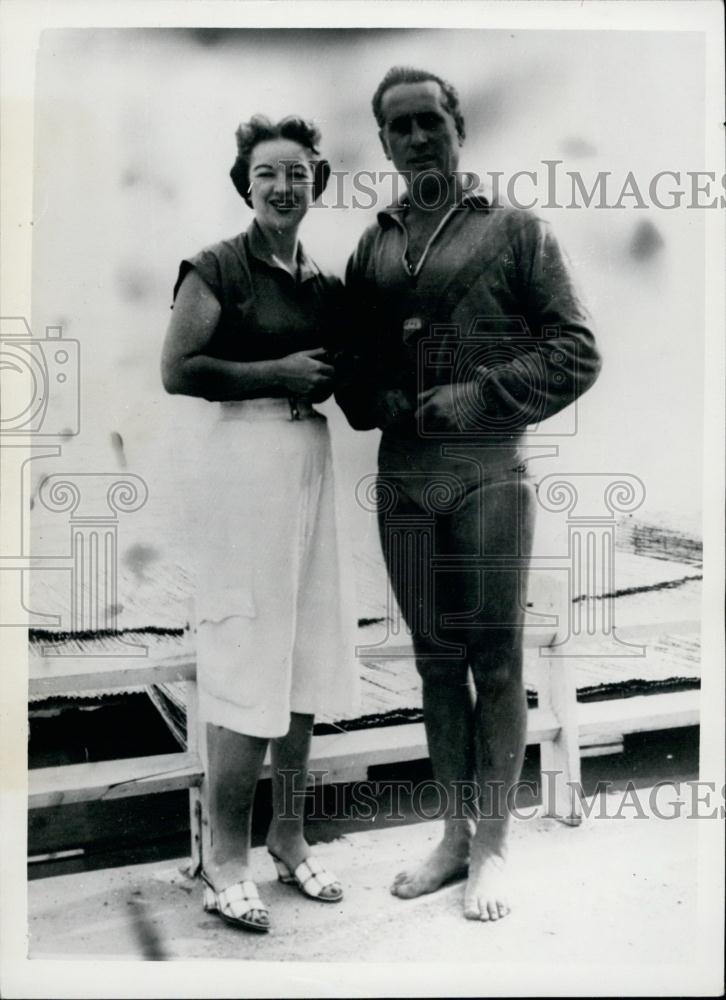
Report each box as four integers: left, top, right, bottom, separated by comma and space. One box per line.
475, 324, 601, 428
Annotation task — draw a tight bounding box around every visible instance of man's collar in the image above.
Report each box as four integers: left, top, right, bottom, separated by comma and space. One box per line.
246, 219, 318, 282
376, 173, 490, 226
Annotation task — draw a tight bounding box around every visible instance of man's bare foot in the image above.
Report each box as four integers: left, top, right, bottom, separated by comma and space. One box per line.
391, 838, 469, 899
463, 852, 510, 921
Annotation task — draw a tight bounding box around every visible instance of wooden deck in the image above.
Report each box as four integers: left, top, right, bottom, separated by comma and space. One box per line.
27, 790, 700, 972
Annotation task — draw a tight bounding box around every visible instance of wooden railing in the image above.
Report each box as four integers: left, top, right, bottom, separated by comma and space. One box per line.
28, 615, 701, 875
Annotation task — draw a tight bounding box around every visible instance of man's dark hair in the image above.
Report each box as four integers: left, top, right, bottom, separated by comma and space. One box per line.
371, 67, 466, 141
230, 114, 330, 207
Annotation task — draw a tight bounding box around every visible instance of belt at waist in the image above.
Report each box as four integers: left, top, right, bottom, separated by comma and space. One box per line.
218, 397, 320, 422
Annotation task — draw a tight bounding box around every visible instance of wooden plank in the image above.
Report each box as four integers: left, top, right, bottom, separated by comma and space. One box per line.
611, 620, 699, 642
581, 741, 625, 758
359, 630, 559, 662
263, 691, 699, 786
29, 651, 196, 698
29, 752, 203, 808
578, 690, 700, 745
28, 690, 700, 811
615, 514, 702, 564
184, 681, 204, 878
259, 709, 562, 783
540, 656, 582, 825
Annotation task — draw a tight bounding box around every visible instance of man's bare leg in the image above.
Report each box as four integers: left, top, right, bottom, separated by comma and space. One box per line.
464, 654, 527, 920
391, 668, 476, 897
381, 470, 532, 905
462, 476, 534, 920
378, 481, 477, 898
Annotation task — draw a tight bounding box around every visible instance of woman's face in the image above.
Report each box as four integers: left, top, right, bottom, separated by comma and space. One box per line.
248, 138, 315, 233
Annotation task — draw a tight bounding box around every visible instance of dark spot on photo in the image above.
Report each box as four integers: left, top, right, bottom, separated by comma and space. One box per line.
120, 168, 141, 188
123, 543, 160, 582
155, 179, 177, 202
629, 220, 665, 261
560, 136, 598, 158
184, 28, 228, 47
116, 265, 153, 302
110, 431, 127, 468
32, 474, 50, 506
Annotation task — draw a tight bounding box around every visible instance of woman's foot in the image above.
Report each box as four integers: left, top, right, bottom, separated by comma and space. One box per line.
203, 859, 254, 892
266, 832, 342, 902
201, 867, 270, 932
265, 833, 309, 875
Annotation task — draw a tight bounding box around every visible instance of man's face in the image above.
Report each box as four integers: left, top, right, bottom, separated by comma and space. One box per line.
378, 80, 461, 184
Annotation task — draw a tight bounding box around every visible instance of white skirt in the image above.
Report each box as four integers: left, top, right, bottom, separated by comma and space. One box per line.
192, 398, 359, 738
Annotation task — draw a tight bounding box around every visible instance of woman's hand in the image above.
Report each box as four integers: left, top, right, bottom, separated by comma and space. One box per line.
277, 347, 335, 401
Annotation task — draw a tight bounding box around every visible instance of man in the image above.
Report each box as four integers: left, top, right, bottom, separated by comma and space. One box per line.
336, 66, 601, 921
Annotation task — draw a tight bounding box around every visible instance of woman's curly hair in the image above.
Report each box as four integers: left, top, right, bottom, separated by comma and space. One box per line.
230, 114, 331, 207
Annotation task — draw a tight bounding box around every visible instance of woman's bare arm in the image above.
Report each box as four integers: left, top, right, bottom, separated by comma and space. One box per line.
161, 270, 334, 401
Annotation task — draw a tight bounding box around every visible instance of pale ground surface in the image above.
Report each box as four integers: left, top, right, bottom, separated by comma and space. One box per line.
29, 789, 697, 966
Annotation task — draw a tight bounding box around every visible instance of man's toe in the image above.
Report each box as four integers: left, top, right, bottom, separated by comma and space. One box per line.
390, 878, 410, 897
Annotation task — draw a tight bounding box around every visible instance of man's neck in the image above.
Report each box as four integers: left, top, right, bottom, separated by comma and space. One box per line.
406, 172, 463, 219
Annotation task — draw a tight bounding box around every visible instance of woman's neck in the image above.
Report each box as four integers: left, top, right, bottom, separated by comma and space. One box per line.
256, 221, 299, 269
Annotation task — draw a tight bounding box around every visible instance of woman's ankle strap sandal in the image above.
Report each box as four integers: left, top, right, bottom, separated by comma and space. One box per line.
269, 852, 343, 903
201, 872, 270, 933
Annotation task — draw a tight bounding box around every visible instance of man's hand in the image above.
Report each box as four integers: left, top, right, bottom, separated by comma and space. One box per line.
415, 383, 479, 432
374, 388, 415, 429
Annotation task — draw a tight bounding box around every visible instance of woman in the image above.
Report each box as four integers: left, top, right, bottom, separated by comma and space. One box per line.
161, 115, 357, 933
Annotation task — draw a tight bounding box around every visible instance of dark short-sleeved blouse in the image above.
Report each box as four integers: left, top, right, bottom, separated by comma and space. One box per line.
173, 220, 342, 363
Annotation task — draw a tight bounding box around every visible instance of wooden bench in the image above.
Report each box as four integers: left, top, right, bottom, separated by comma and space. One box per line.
28, 613, 700, 874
